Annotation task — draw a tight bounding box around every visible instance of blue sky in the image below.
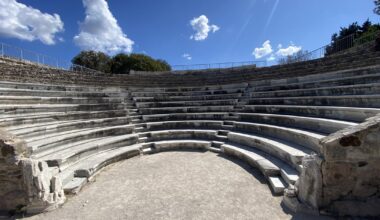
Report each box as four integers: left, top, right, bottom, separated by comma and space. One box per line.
0, 0, 378, 66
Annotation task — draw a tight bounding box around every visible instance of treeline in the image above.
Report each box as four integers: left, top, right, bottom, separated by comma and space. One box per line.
280, 19, 380, 65
72, 51, 171, 74
326, 20, 380, 55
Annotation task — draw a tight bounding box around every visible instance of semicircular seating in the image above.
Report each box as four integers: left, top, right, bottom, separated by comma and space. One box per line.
1, 63, 380, 199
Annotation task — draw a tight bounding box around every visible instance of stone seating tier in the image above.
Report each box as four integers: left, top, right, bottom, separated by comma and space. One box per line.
1, 52, 380, 216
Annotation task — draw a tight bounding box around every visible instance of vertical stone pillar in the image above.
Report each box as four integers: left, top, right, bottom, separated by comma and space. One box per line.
296, 115, 380, 216
0, 130, 65, 214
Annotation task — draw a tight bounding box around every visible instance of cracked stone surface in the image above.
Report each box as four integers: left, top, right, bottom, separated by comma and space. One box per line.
12, 151, 331, 220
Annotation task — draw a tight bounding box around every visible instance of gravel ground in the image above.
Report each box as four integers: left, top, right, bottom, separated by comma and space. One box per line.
7, 151, 332, 220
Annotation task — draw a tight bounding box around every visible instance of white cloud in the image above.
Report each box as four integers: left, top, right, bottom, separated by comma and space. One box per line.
74, 0, 134, 54
276, 44, 302, 57
267, 54, 276, 62
252, 40, 302, 61
190, 15, 220, 41
182, 53, 192, 60
253, 40, 273, 59
0, 0, 64, 45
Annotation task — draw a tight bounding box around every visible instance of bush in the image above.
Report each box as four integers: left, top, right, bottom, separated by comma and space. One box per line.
277, 50, 311, 65
72, 51, 111, 73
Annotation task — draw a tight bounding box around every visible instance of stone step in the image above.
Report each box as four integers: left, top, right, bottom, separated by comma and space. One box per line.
136, 99, 239, 108
40, 134, 139, 169
250, 83, 380, 98
221, 143, 298, 195
0, 80, 114, 92
0, 103, 126, 115
129, 83, 248, 93
142, 112, 236, 122
9, 116, 133, 138
59, 144, 141, 186
131, 88, 245, 97
248, 65, 380, 88
268, 176, 287, 195
144, 130, 219, 142
27, 125, 135, 154
243, 105, 380, 123
221, 143, 280, 177
138, 105, 235, 115
0, 87, 120, 98
280, 166, 299, 185
251, 70, 380, 92
247, 95, 380, 108
135, 115, 324, 153
151, 140, 212, 153
145, 120, 224, 131
227, 132, 309, 169
63, 177, 87, 194
133, 93, 242, 102
236, 112, 357, 134
0, 110, 128, 127
232, 122, 323, 153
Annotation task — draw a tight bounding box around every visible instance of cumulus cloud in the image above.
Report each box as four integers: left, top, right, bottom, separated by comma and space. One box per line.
74, 0, 134, 54
276, 44, 302, 57
252, 40, 302, 61
0, 0, 64, 45
253, 40, 273, 59
182, 53, 192, 60
190, 15, 220, 41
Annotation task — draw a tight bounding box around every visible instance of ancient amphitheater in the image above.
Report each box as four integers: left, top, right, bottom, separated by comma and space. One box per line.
0, 42, 380, 218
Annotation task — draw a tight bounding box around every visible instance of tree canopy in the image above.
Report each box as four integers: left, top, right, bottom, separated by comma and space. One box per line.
326, 20, 380, 55
72, 51, 171, 74
72, 51, 111, 73
375, 0, 380, 15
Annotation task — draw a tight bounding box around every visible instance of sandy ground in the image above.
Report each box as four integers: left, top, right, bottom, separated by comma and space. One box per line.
7, 151, 332, 220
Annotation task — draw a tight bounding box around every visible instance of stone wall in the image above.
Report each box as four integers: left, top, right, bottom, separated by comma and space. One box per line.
0, 129, 65, 214
296, 114, 380, 216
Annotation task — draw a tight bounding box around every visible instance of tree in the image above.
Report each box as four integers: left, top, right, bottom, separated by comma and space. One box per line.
72, 51, 111, 73
278, 50, 311, 65
325, 20, 380, 55
72, 51, 171, 74
375, 0, 380, 15
110, 53, 171, 74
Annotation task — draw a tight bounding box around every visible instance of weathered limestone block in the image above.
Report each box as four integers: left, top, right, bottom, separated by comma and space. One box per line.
320, 116, 380, 216
0, 130, 28, 211
22, 160, 65, 214
296, 154, 323, 210
0, 129, 65, 214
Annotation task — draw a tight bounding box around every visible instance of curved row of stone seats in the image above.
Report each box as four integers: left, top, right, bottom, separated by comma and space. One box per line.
0, 110, 131, 127
245, 95, 380, 108
242, 105, 380, 123
0, 103, 128, 115
132, 99, 307, 193
0, 81, 151, 196
250, 83, 380, 98
249, 67, 380, 91
129, 65, 380, 195
0, 96, 125, 105
10, 116, 133, 139
1, 63, 380, 207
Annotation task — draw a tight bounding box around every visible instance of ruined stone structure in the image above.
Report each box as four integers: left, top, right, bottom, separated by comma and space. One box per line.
0, 42, 380, 217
